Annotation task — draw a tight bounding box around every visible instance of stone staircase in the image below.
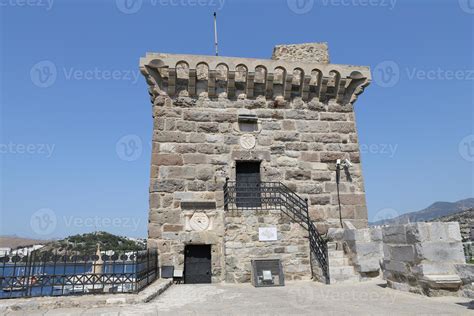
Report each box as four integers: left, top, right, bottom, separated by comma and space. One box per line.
327, 242, 360, 284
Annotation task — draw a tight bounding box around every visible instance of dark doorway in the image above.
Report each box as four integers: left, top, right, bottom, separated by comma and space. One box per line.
236, 161, 261, 208
184, 245, 212, 284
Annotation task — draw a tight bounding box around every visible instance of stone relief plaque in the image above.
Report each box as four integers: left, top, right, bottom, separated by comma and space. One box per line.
189, 212, 210, 232
240, 134, 256, 150
259, 227, 278, 241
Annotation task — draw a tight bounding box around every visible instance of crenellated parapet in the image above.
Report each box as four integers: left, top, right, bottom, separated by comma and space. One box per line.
139, 52, 371, 107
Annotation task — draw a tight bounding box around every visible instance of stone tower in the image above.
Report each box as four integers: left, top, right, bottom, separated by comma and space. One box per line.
140, 43, 371, 283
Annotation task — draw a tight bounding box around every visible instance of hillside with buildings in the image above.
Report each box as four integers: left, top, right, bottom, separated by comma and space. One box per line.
0, 232, 146, 256
37, 231, 146, 255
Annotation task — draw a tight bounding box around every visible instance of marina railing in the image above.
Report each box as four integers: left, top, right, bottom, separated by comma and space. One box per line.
0, 249, 158, 299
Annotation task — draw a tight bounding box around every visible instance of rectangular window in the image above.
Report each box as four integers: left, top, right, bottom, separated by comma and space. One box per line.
238, 114, 258, 132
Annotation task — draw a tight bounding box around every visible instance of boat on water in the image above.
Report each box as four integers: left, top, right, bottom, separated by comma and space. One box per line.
1, 275, 40, 292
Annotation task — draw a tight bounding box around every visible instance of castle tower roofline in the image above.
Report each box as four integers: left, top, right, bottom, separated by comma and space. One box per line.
140, 49, 370, 106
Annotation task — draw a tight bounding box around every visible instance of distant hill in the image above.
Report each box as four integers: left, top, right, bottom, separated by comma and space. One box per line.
37, 231, 146, 255
429, 208, 473, 242
371, 198, 474, 226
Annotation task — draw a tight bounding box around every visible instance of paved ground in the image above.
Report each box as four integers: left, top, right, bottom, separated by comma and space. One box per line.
2, 280, 473, 315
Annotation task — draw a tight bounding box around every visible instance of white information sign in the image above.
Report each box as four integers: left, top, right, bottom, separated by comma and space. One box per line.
258, 227, 278, 241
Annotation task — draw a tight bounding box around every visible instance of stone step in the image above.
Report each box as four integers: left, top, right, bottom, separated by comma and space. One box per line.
329, 266, 356, 276
327, 242, 339, 251
330, 274, 360, 284
328, 257, 350, 267
328, 250, 344, 259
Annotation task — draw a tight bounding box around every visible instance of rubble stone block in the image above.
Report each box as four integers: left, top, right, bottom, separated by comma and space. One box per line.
320, 152, 346, 162
383, 259, 409, 274
163, 224, 184, 232
382, 225, 407, 244
153, 153, 184, 166
415, 242, 465, 263
412, 263, 456, 276
327, 228, 344, 242
455, 264, 474, 284
339, 194, 366, 206
343, 228, 371, 242
151, 179, 185, 193
386, 244, 416, 262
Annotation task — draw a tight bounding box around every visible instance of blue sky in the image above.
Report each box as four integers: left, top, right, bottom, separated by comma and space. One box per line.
0, 0, 473, 239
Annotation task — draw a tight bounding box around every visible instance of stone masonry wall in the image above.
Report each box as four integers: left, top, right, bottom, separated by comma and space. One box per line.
382, 222, 467, 296
225, 209, 312, 282
148, 94, 368, 282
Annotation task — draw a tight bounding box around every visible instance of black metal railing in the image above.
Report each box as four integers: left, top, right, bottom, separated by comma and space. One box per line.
224, 179, 329, 284
0, 249, 158, 299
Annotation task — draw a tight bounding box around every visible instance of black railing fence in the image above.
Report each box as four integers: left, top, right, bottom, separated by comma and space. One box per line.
0, 249, 158, 299
224, 179, 330, 284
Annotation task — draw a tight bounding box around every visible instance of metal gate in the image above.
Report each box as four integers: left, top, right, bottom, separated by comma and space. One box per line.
184, 245, 211, 284
236, 161, 261, 208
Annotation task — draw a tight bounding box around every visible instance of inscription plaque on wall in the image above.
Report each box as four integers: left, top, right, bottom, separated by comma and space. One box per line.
258, 227, 278, 241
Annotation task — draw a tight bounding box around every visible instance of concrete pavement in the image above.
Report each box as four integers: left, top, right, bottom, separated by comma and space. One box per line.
2, 280, 473, 315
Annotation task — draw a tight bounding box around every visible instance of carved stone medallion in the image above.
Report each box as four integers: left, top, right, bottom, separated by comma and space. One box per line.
189, 212, 210, 232
240, 134, 256, 150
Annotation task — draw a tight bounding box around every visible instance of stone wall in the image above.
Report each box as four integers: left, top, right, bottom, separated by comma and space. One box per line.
148, 96, 368, 280
382, 222, 467, 296
225, 209, 312, 282
272, 42, 330, 64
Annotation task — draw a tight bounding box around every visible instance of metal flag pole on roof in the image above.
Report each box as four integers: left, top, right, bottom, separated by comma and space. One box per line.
214, 12, 219, 56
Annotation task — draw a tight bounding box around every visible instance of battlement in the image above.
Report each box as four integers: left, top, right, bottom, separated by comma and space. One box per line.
140, 51, 371, 106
